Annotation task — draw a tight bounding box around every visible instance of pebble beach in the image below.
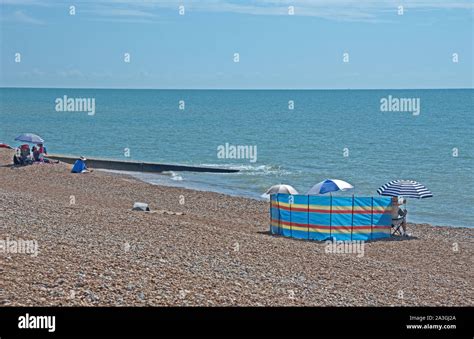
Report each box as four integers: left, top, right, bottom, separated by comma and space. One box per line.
0, 149, 472, 306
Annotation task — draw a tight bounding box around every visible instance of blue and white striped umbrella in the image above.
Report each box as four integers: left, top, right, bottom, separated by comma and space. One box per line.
377, 180, 433, 199
307, 179, 353, 195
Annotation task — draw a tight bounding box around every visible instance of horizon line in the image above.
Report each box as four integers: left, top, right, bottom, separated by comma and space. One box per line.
1, 86, 473, 91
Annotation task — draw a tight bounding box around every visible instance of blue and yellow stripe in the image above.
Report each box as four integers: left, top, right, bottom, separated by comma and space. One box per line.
270, 194, 392, 241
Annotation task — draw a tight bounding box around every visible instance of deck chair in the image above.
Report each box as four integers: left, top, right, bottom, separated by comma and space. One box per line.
392, 208, 407, 235
18, 145, 33, 165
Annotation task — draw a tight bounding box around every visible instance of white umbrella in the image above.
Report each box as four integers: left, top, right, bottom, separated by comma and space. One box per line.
264, 184, 298, 235
265, 184, 298, 195
307, 179, 353, 195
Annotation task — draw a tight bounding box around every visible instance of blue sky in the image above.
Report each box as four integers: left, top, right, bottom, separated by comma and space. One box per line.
0, 0, 472, 89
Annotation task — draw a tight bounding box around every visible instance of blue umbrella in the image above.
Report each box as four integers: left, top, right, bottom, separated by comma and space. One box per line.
14, 133, 44, 144
377, 180, 433, 199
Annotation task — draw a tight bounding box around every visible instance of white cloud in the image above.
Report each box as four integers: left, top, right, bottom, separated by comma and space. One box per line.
57, 69, 84, 78
8, 10, 45, 25
98, 0, 474, 22
83, 7, 158, 18
1, 0, 472, 23
20, 68, 46, 77
0, 0, 49, 5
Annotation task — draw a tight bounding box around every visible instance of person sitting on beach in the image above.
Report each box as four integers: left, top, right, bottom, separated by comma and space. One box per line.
36, 143, 46, 162
37, 143, 47, 156
14, 144, 33, 166
391, 197, 408, 236
34, 143, 58, 163
32, 146, 40, 162
13, 148, 22, 165
71, 156, 92, 173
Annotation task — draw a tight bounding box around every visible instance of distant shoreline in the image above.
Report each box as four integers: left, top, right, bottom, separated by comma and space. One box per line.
1, 87, 473, 91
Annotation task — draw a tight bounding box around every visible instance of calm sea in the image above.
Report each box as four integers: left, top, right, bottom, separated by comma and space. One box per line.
1, 88, 472, 227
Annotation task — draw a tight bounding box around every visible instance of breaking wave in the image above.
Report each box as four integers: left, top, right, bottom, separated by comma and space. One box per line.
162, 171, 183, 181
200, 163, 292, 176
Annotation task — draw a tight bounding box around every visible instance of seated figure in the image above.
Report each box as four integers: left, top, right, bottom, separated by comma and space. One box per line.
71, 156, 91, 173
15, 144, 33, 165
391, 197, 408, 236
32, 146, 40, 162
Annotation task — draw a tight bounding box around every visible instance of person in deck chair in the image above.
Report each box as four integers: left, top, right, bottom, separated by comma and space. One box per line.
391, 197, 408, 236
14, 144, 33, 166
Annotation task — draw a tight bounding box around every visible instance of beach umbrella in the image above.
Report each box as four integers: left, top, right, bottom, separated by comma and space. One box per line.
14, 133, 44, 144
307, 179, 353, 195
265, 184, 298, 195
377, 180, 433, 199
265, 184, 298, 236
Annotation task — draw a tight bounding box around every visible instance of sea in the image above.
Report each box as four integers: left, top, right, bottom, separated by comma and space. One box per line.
1, 88, 472, 227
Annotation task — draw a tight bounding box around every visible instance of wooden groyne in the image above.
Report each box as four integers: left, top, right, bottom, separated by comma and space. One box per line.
47, 154, 239, 174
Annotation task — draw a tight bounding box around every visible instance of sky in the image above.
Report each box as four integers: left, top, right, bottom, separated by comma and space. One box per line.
0, 0, 473, 89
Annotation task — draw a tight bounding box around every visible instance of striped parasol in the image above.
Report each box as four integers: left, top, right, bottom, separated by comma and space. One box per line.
307, 179, 353, 195
377, 180, 433, 199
